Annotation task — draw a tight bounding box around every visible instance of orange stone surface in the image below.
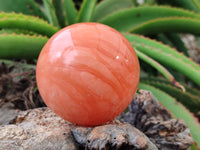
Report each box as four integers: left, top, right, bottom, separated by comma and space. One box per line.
36, 23, 140, 126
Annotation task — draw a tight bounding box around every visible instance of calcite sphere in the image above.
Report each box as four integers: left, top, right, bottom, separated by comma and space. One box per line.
36, 23, 140, 126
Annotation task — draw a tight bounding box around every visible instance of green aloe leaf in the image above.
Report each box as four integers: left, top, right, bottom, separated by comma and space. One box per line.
63, 0, 77, 25
157, 0, 200, 13
191, 143, 199, 150
76, 0, 97, 22
0, 34, 48, 59
0, 12, 58, 37
157, 33, 189, 57
42, 0, 59, 27
156, 33, 174, 47
135, 50, 177, 83
141, 76, 200, 98
0, 0, 46, 19
100, 6, 200, 32
138, 83, 200, 148
141, 78, 200, 113
124, 33, 200, 71
164, 33, 189, 57
0, 29, 40, 36
52, 0, 66, 27
133, 42, 200, 85
92, 0, 134, 22
130, 17, 200, 35
124, 33, 200, 86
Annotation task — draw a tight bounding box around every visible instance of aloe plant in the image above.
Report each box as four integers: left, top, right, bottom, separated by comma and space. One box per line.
0, 0, 200, 148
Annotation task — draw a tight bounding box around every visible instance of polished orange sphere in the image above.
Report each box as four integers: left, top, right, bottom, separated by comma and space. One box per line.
36, 23, 140, 126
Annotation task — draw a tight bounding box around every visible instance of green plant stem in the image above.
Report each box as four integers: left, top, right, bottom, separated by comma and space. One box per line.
63, 0, 77, 25
52, 0, 66, 27
165, 33, 189, 57
42, 0, 59, 27
76, 0, 97, 22
141, 78, 200, 112
135, 49, 185, 91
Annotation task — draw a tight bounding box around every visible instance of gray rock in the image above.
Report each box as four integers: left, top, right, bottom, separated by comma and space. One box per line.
122, 90, 193, 150
0, 90, 193, 150
0, 107, 157, 150
0, 107, 78, 150
0, 103, 19, 125
71, 120, 158, 150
